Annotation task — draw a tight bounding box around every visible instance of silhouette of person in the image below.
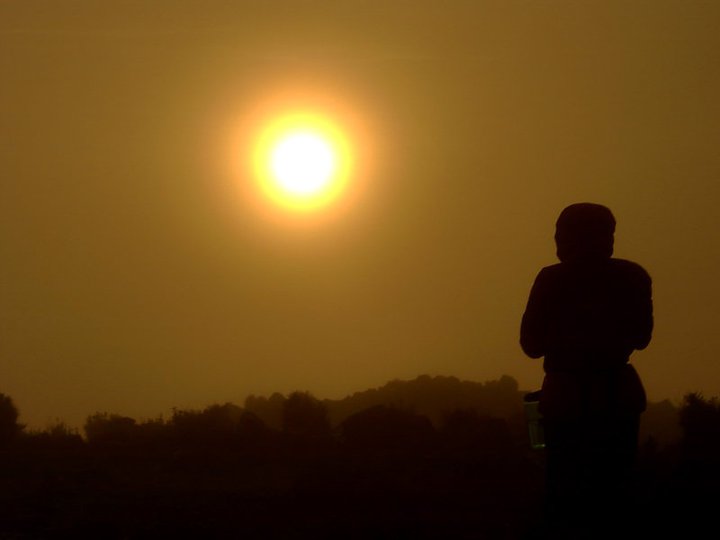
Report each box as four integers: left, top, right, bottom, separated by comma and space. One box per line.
520, 203, 653, 533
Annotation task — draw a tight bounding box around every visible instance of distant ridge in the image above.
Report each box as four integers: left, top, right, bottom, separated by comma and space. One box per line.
243, 374, 681, 445
244, 374, 525, 429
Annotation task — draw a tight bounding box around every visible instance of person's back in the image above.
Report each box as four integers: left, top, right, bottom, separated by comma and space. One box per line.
522, 257, 652, 373
520, 203, 653, 534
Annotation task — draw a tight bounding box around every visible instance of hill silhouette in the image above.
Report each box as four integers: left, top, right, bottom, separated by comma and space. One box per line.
244, 374, 525, 430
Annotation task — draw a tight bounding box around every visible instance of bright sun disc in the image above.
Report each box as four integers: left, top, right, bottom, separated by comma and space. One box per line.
270, 132, 335, 196
254, 113, 351, 212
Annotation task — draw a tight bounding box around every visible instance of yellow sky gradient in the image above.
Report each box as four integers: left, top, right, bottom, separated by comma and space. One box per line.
1, 1, 719, 428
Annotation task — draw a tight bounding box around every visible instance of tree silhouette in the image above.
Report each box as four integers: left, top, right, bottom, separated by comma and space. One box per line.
440, 408, 513, 459
244, 392, 286, 430
666, 393, 720, 535
679, 392, 720, 467
0, 393, 22, 445
282, 391, 330, 438
84, 412, 137, 444
340, 405, 435, 456
170, 403, 243, 440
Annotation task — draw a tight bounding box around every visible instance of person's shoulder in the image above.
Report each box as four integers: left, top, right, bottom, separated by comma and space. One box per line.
541, 262, 563, 272
536, 263, 563, 277
533, 263, 565, 284
609, 258, 652, 282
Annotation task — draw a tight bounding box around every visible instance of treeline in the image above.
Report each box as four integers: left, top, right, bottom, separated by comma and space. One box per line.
0, 376, 714, 538
0, 374, 681, 447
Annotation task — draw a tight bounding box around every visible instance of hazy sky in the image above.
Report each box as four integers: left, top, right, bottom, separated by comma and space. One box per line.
2, 1, 719, 428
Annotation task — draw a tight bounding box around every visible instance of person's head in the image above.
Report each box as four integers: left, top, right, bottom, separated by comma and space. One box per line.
555, 203, 615, 262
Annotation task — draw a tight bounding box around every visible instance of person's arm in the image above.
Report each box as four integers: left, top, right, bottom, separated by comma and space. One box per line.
520, 269, 551, 359
632, 269, 653, 351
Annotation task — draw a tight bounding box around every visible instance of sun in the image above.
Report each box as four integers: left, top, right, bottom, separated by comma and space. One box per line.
254, 113, 351, 212
270, 131, 335, 196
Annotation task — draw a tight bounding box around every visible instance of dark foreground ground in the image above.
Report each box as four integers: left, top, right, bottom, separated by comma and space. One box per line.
0, 437, 542, 539
0, 431, 715, 539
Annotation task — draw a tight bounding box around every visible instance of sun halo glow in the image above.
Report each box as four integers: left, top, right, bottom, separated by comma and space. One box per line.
254, 113, 351, 212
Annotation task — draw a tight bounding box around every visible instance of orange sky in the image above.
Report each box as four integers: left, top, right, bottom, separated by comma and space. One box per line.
1, 1, 719, 428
